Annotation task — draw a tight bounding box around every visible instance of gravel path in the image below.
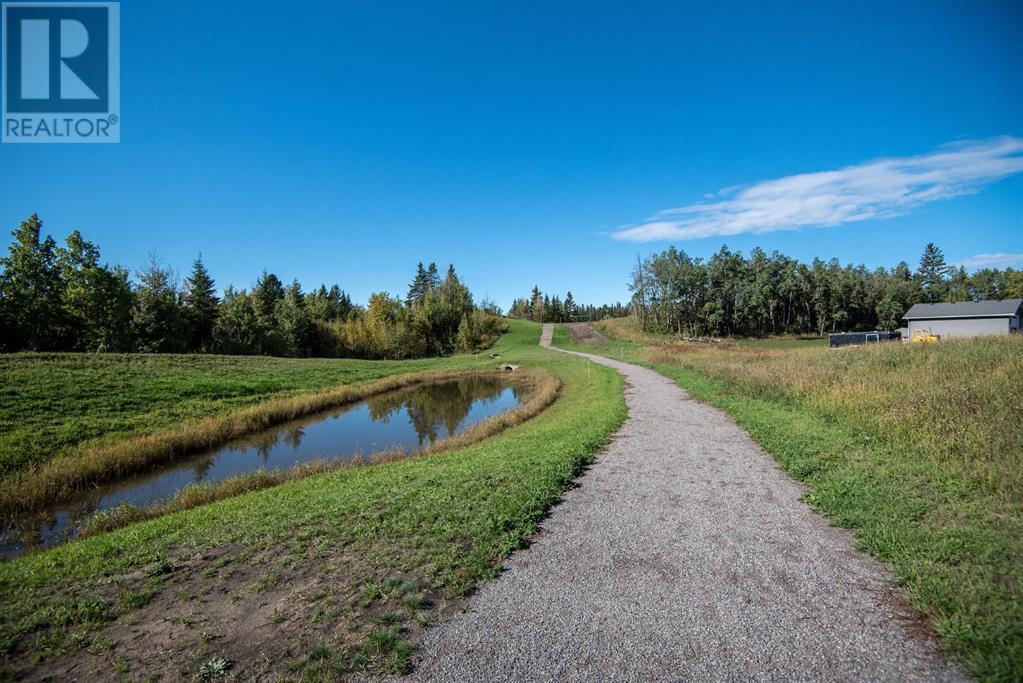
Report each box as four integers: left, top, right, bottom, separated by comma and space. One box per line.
409, 324, 962, 681
539, 322, 554, 347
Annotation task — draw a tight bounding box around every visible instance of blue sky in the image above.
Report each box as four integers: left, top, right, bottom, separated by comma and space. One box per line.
1, 0, 1021, 309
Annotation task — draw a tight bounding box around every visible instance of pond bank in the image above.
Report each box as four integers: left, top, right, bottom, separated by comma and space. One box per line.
2, 375, 541, 558
0, 369, 543, 517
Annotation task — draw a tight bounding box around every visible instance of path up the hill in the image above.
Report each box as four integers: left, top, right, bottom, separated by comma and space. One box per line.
409, 324, 961, 681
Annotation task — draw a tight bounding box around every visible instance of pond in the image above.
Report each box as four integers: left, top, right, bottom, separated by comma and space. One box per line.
1, 375, 530, 560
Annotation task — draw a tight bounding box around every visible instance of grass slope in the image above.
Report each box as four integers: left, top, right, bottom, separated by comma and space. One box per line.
0, 320, 626, 680
556, 320, 1022, 682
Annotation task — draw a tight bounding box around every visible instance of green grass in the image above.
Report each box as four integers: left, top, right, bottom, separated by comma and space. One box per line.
557, 319, 1023, 682
0, 352, 481, 479
0, 320, 627, 679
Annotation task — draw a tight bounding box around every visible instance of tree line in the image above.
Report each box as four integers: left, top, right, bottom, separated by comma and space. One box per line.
629, 243, 1023, 338
0, 214, 505, 358
507, 287, 628, 323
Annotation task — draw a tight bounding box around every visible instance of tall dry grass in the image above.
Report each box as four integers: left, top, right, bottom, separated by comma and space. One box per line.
1, 369, 559, 516
645, 335, 1023, 492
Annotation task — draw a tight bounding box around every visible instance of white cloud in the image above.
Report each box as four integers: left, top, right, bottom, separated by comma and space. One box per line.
611, 137, 1023, 242
956, 252, 1023, 269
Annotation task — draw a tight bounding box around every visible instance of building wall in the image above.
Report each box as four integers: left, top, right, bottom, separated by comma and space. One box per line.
908, 317, 1010, 339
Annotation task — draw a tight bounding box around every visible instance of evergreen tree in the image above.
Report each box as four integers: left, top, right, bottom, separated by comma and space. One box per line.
254, 270, 285, 322
274, 279, 312, 356
183, 255, 219, 351
508, 288, 625, 324
338, 289, 353, 320
306, 284, 331, 321
407, 262, 429, 307
132, 255, 186, 352
550, 295, 563, 323
425, 262, 440, 291
306, 284, 351, 323
563, 291, 576, 322
917, 243, 951, 303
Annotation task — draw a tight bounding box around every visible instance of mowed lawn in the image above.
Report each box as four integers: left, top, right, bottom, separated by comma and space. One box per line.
558, 319, 1023, 682
0, 320, 626, 680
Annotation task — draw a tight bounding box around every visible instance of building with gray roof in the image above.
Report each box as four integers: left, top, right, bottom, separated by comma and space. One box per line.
902, 299, 1022, 339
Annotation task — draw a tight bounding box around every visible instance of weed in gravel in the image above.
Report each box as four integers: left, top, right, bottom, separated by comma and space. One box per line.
197, 656, 232, 681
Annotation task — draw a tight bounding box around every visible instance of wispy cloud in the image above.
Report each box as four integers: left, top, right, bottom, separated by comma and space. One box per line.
956, 252, 1023, 269
611, 137, 1023, 242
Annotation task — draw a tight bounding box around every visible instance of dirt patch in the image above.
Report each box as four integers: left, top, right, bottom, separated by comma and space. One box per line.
19, 536, 462, 681
565, 323, 605, 345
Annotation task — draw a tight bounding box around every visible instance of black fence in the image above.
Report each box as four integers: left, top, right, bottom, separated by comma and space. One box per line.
828, 331, 901, 348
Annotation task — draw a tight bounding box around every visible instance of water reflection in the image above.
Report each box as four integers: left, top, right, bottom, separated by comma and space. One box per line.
1, 376, 529, 559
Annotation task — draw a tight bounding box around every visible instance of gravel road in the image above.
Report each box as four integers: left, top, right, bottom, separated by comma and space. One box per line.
409, 324, 962, 681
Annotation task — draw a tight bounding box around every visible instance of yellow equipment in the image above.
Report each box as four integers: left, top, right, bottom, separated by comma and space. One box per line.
912, 328, 939, 343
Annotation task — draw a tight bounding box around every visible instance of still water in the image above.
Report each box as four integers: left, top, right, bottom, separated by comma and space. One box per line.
1, 375, 529, 559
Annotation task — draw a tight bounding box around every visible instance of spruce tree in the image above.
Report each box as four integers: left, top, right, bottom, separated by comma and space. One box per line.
426, 262, 440, 292
917, 243, 951, 303
338, 290, 353, 320
550, 295, 563, 322
183, 255, 219, 351
275, 280, 311, 356
564, 291, 576, 321
254, 270, 285, 321
306, 284, 330, 321
132, 255, 186, 352
407, 262, 428, 307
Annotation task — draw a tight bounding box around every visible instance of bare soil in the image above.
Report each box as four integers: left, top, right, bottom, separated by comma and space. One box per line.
26, 538, 458, 681
563, 322, 604, 344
